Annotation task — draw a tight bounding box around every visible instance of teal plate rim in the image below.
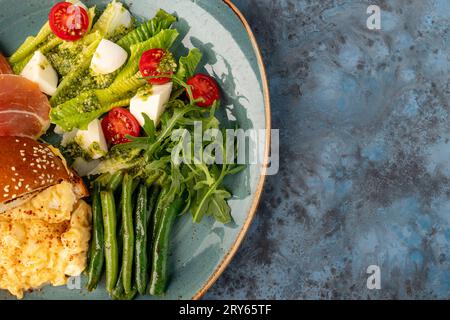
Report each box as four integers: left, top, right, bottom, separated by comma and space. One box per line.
192, 0, 272, 299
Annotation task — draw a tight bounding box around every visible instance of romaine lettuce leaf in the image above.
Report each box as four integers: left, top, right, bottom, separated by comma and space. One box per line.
9, 22, 52, 64
114, 29, 179, 83
175, 48, 203, 81
117, 9, 176, 52
49, 33, 103, 106
91, 0, 134, 39
51, 72, 145, 131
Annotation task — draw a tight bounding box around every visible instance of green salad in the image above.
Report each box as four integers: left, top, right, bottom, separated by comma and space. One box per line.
10, 0, 243, 299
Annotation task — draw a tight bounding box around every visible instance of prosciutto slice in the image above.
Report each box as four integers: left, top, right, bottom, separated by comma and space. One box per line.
0, 53, 12, 74
0, 74, 51, 138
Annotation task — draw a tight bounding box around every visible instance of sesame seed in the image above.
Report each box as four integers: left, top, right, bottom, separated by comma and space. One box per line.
14, 186, 18, 190
15, 139, 19, 142
11, 178, 16, 182
12, 194, 16, 199
11, 167, 15, 171
3, 194, 8, 198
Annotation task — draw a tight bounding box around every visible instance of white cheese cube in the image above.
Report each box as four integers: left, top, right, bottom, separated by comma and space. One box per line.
90, 39, 128, 75
61, 129, 78, 147
75, 119, 108, 160
20, 51, 58, 96
130, 82, 173, 127
72, 157, 100, 177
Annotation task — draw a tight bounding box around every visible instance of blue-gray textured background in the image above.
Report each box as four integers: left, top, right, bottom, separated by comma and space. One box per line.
205, 0, 450, 299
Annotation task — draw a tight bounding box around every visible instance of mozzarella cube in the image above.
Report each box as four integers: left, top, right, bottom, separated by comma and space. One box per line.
75, 119, 108, 160
61, 129, 78, 147
90, 39, 128, 75
20, 51, 58, 96
130, 82, 173, 126
72, 157, 100, 177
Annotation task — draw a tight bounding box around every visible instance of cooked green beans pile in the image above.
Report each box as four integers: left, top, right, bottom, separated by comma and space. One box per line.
86, 172, 182, 300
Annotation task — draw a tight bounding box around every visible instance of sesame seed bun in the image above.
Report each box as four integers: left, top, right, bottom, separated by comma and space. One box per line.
0, 136, 87, 204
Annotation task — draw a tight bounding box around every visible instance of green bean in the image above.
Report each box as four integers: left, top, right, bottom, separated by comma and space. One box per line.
95, 172, 112, 186
147, 186, 161, 226
149, 196, 185, 296
134, 184, 148, 295
112, 268, 137, 300
132, 179, 140, 194
101, 190, 119, 294
86, 183, 104, 291
106, 171, 124, 192
151, 185, 170, 241
121, 174, 134, 294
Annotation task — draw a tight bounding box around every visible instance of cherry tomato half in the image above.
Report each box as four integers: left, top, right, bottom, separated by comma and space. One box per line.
186, 74, 221, 107
49, 2, 89, 41
139, 48, 175, 85
101, 108, 141, 145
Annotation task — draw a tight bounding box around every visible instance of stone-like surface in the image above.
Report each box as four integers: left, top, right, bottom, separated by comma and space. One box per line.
206, 0, 450, 299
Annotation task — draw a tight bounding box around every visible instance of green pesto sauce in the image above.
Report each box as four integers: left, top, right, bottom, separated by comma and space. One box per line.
51, 69, 115, 106
47, 44, 83, 76
108, 23, 135, 43
61, 142, 89, 163
87, 141, 106, 158
158, 51, 177, 74
73, 135, 106, 160
78, 93, 101, 113
136, 85, 153, 101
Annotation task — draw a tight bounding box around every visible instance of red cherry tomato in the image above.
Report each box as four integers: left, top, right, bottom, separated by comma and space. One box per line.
101, 108, 141, 145
186, 74, 221, 107
139, 48, 175, 85
49, 2, 89, 41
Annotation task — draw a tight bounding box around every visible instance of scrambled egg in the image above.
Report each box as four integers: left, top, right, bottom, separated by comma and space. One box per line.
0, 182, 91, 299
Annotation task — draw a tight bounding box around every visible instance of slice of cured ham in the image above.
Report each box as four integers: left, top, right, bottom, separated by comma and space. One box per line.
0, 74, 51, 138
0, 53, 12, 74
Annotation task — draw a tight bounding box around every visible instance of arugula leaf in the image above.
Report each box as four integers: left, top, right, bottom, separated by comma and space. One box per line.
208, 189, 232, 223
141, 113, 156, 139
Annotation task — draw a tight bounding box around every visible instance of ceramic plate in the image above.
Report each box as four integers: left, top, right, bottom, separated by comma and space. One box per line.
0, 0, 270, 299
